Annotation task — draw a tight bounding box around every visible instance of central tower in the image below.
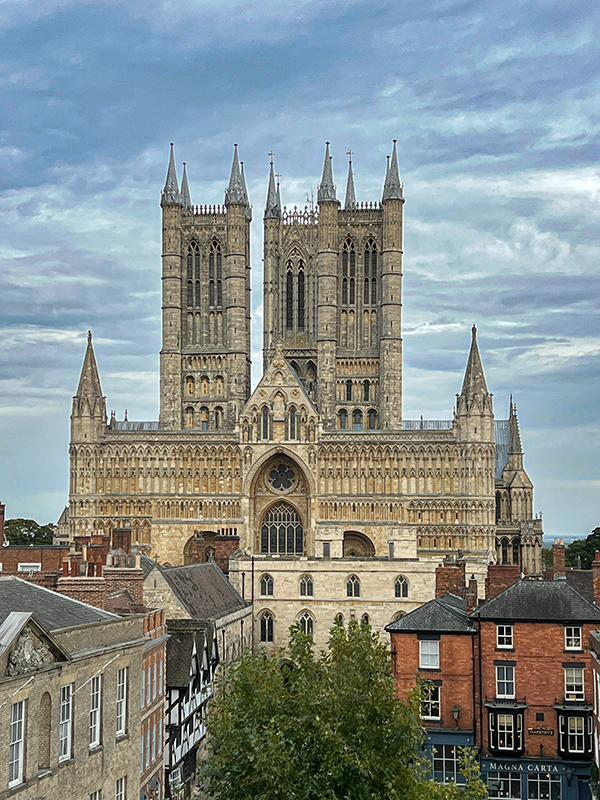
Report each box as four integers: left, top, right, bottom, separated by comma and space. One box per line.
262, 142, 404, 431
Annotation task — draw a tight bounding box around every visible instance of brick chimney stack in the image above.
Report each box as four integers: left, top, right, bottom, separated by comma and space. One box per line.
435, 559, 466, 597
553, 538, 566, 577
592, 551, 600, 605
466, 574, 478, 613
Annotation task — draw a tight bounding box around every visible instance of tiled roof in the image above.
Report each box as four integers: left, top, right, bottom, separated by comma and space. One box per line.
385, 592, 475, 634
470, 578, 600, 622
0, 577, 118, 631
160, 561, 247, 621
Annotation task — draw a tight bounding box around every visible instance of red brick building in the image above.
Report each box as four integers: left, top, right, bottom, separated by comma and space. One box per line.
387, 578, 600, 800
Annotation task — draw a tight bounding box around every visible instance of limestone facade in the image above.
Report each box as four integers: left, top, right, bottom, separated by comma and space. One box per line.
67, 142, 543, 649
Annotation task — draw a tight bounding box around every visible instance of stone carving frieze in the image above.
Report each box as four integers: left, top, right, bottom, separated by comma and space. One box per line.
6, 627, 56, 676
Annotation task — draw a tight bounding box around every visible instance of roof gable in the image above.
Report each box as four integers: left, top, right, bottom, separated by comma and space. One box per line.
0, 612, 71, 678
160, 561, 246, 621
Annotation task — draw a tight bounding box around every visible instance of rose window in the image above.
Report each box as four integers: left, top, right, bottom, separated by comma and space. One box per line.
269, 464, 295, 491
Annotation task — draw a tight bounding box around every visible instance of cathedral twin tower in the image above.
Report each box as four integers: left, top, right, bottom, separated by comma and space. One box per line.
159, 141, 404, 435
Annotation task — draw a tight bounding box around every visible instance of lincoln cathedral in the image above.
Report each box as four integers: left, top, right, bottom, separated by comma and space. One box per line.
69, 142, 543, 648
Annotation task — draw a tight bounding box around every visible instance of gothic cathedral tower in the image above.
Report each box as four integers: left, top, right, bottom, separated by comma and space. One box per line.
159, 144, 252, 431
262, 142, 404, 431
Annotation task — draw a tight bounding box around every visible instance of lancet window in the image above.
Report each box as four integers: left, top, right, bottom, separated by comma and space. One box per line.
285, 254, 306, 332
260, 612, 274, 642
363, 240, 377, 305
187, 242, 201, 308
341, 240, 356, 307
299, 612, 314, 637
209, 242, 222, 307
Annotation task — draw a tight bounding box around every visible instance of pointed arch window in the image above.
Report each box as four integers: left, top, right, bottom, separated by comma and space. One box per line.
363, 380, 370, 401
260, 574, 274, 596
297, 266, 305, 330
364, 240, 377, 305
299, 612, 314, 637
209, 242, 222, 307
300, 575, 314, 597
342, 241, 356, 306
512, 539, 520, 566
346, 380, 353, 402
346, 575, 360, 597
495, 492, 502, 523
289, 407, 297, 440
260, 612, 274, 642
501, 538, 509, 564
187, 242, 200, 308
262, 407, 270, 440
395, 575, 409, 598
261, 502, 303, 555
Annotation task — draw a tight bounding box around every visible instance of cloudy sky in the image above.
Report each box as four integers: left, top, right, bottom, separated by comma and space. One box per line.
0, 0, 598, 538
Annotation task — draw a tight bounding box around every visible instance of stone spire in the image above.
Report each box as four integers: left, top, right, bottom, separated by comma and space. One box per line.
225, 144, 246, 205
240, 161, 252, 220
76, 331, 104, 400
317, 142, 337, 203
460, 325, 489, 398
180, 162, 192, 210
264, 157, 281, 219
344, 154, 356, 209
161, 143, 182, 206
509, 396, 523, 456
382, 139, 403, 201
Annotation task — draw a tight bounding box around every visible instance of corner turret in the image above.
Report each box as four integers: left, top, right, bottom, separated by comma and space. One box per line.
71, 332, 107, 443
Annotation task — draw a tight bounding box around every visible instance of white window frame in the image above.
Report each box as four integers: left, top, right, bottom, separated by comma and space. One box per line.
487, 770, 521, 799
115, 776, 126, 800
59, 684, 73, 762
419, 639, 440, 669
565, 627, 582, 651
158, 719, 162, 754
565, 666, 585, 701
140, 733, 144, 774
146, 666, 151, 707
497, 713, 515, 750
116, 668, 127, 736
159, 658, 163, 695
17, 562, 41, 572
151, 722, 156, 763
527, 774, 561, 800
90, 674, 102, 748
9, 700, 25, 787
567, 716, 585, 753
90, 792, 102, 800
152, 662, 157, 700
421, 683, 441, 720
496, 625, 513, 649
496, 665, 515, 699
145, 728, 150, 768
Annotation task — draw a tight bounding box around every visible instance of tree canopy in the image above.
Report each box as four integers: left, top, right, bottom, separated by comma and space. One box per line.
4, 518, 56, 546
565, 527, 600, 569
201, 622, 485, 800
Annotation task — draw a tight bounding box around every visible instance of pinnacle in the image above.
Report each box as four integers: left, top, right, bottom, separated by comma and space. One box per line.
344, 156, 356, 209
264, 158, 281, 219
181, 162, 192, 209
459, 324, 489, 398
382, 139, 403, 201
161, 143, 182, 206
76, 331, 103, 399
225, 144, 246, 205
240, 161, 252, 220
317, 141, 337, 203
509, 398, 523, 455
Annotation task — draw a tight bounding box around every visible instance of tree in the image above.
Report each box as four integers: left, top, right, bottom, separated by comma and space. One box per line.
565, 527, 600, 570
4, 518, 56, 546
201, 622, 486, 800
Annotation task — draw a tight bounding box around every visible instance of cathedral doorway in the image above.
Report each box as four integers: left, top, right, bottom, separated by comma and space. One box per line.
261, 502, 304, 555
343, 531, 375, 558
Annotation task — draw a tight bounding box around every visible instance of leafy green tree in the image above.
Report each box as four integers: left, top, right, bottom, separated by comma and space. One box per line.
4, 518, 56, 546
201, 622, 486, 800
565, 527, 600, 569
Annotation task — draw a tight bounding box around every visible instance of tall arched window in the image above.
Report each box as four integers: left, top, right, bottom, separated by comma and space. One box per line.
346, 380, 353, 401
495, 492, 502, 523
395, 575, 409, 598
339, 409, 347, 430
297, 267, 305, 329
512, 539, 520, 566
368, 409, 377, 430
185, 407, 194, 429
346, 575, 360, 597
361, 613, 370, 627
186, 377, 195, 396
342, 241, 356, 306
38, 692, 51, 770
200, 407, 209, 431
300, 575, 314, 597
286, 265, 294, 329
187, 242, 200, 308
353, 410, 363, 430
363, 380, 370, 401
364, 240, 377, 305
260, 612, 274, 642
262, 407, 270, 440
334, 613, 344, 627
261, 502, 303, 555
289, 407, 297, 440
260, 574, 274, 596
214, 407, 223, 430
209, 242, 222, 307
299, 612, 314, 637
501, 538, 509, 564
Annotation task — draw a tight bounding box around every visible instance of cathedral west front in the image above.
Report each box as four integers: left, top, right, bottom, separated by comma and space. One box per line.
69, 141, 543, 649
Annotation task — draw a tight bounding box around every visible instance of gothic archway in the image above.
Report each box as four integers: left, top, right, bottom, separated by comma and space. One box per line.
343, 531, 375, 558
261, 502, 304, 555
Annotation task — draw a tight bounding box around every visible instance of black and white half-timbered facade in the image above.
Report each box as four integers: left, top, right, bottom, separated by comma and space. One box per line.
165, 619, 218, 798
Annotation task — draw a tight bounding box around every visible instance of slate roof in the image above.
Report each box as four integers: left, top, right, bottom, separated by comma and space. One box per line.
470, 578, 600, 622
139, 552, 158, 579
159, 561, 247, 621
565, 571, 594, 604
385, 592, 475, 634
0, 577, 118, 631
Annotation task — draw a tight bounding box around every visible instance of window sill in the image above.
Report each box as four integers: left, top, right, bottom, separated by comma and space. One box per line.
495, 647, 514, 652
58, 757, 74, 767
89, 744, 103, 755
419, 666, 441, 672
116, 732, 129, 743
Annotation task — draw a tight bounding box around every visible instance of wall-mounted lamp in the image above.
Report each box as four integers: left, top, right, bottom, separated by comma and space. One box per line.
452, 704, 460, 725
566, 767, 573, 786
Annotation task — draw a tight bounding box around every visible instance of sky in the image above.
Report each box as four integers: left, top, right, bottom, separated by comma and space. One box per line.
0, 0, 598, 538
